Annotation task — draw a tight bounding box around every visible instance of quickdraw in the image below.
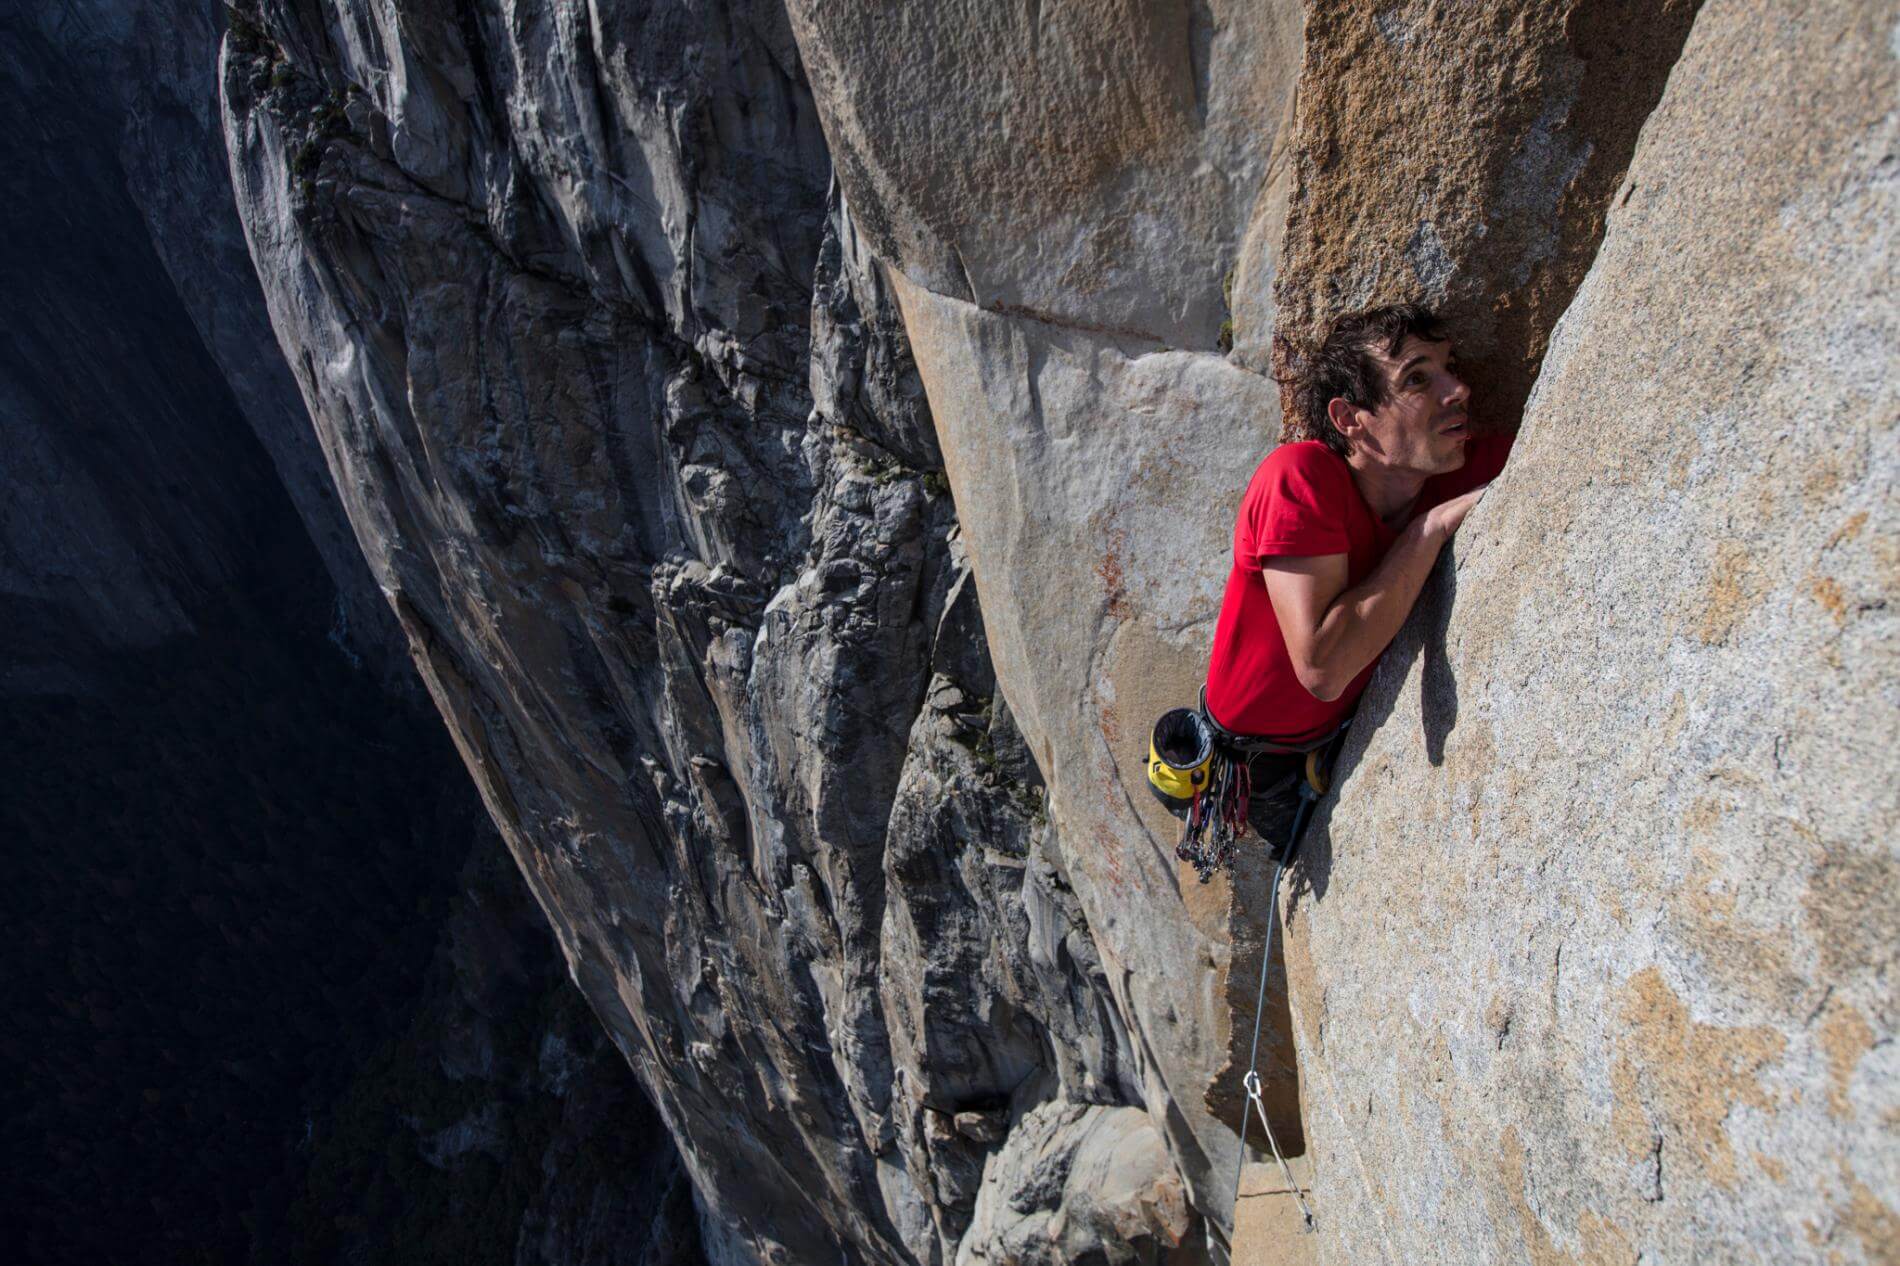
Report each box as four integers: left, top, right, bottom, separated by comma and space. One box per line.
1176, 746, 1252, 883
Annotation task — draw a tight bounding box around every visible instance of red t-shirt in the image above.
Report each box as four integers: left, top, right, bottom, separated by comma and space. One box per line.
1204, 434, 1513, 743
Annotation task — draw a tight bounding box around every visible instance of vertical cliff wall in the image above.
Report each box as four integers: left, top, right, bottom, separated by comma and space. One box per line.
218, 2, 1169, 1261
787, 5, 1306, 1233
788, 0, 1713, 1255
1266, 0, 1701, 423
214, 0, 1895, 1261
1287, 1, 1898, 1260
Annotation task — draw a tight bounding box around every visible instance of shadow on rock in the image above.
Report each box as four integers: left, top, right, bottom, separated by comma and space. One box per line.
1420, 558, 1460, 766
1214, 841, 1309, 1162
1288, 549, 1462, 911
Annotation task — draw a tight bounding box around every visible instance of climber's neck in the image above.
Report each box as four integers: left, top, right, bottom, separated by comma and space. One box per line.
1345, 459, 1428, 528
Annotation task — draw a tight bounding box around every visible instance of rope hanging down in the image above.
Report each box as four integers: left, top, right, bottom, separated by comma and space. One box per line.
1231, 781, 1324, 1234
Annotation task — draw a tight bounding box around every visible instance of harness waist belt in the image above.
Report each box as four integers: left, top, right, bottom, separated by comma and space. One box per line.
1198, 685, 1342, 756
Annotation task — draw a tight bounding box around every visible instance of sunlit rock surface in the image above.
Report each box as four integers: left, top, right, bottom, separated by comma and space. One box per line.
1289, 1, 1898, 1260
1264, 0, 1702, 421
215, 0, 1896, 1261
788, 0, 1713, 1256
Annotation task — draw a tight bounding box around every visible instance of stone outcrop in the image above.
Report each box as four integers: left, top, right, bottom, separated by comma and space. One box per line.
788, 3, 1312, 1234
791, 0, 1301, 350
1264, 0, 1702, 422
1286, 2, 1898, 1260
209, 0, 1897, 1261
219, 1, 1159, 1259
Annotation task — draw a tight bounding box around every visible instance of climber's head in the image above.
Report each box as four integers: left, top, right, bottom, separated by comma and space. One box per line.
1278, 303, 1472, 478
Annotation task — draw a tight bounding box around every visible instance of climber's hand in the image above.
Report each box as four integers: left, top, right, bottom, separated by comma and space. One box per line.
1420, 484, 1487, 543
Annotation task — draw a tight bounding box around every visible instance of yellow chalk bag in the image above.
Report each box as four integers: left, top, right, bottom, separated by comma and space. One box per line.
1147, 707, 1215, 815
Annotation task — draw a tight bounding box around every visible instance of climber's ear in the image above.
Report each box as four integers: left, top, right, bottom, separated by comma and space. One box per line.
1326, 396, 1369, 452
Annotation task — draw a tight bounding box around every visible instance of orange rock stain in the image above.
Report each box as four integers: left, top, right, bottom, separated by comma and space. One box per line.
1611, 967, 1786, 1191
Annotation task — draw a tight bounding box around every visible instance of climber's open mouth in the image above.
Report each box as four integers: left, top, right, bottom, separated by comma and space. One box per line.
1440, 413, 1470, 438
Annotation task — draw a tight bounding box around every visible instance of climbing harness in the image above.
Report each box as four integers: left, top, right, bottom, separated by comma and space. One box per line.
1147, 693, 1348, 1242
1147, 691, 1339, 884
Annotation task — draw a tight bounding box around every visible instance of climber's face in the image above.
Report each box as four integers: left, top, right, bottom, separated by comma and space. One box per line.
1334, 337, 1473, 478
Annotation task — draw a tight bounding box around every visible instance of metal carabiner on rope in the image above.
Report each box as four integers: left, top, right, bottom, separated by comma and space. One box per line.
1242, 1066, 1314, 1231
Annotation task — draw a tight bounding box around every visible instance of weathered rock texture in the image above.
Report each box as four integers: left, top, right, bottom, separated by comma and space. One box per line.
212, 0, 1897, 1260
220, 2, 1155, 1261
1286, 0, 1898, 1261
792, 0, 1302, 350
790, 0, 1706, 1253
788, 5, 1312, 1236
1264, 0, 1703, 425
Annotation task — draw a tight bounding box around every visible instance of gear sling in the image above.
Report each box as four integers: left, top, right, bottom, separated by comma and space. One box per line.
1146, 689, 1342, 883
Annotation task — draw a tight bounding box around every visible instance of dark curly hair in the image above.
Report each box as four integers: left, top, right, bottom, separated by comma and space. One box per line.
1274, 303, 1449, 456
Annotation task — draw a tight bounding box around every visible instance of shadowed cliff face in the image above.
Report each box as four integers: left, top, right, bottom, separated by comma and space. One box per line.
1, 6, 698, 1262
15, 0, 409, 683
218, 3, 1159, 1262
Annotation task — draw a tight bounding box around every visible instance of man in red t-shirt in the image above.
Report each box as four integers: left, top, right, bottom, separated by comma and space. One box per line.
1204, 303, 1513, 852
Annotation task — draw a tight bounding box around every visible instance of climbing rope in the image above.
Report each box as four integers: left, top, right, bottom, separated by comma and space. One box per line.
1231, 782, 1323, 1235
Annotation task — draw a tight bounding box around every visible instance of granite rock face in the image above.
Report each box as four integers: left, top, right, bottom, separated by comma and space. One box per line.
788, 3, 1312, 1234
789, 0, 1705, 1251
1286, 1, 1898, 1261
790, 0, 1301, 350
220, 1, 1157, 1259
1265, 0, 1702, 424
215, 0, 1896, 1262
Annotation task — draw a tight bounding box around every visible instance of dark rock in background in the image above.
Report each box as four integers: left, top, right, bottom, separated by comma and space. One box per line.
0, 5, 698, 1263
215, 0, 1147, 1257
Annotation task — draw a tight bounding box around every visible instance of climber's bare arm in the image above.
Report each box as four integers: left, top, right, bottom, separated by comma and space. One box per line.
1262, 487, 1485, 701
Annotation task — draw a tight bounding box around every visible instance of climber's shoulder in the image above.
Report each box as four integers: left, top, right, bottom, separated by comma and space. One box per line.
1230, 442, 1358, 572
1243, 440, 1354, 509
1258, 439, 1350, 480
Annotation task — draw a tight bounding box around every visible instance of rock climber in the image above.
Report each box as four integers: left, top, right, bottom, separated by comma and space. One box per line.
1201, 302, 1514, 852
